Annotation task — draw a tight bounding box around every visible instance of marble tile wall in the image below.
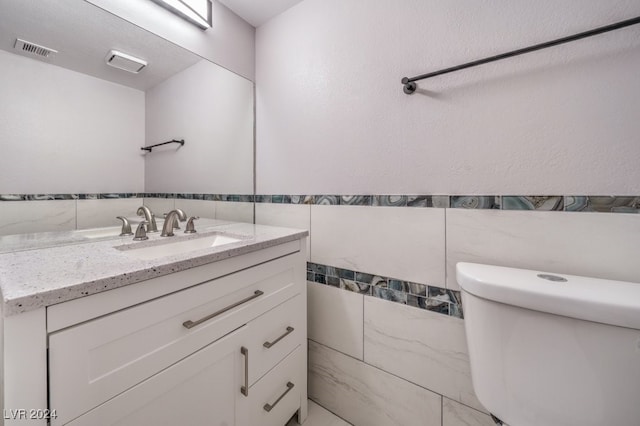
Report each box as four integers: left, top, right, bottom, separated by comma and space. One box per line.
311, 205, 445, 285
308, 340, 442, 426
255, 203, 311, 261
446, 209, 640, 289
258, 201, 639, 426
307, 282, 364, 360
76, 198, 140, 229
0, 200, 76, 236
3, 193, 638, 425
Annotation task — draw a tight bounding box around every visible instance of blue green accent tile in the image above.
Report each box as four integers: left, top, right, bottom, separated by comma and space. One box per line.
272, 195, 291, 203
313, 274, 326, 285
79, 194, 99, 200
306, 271, 314, 281
306, 262, 313, 272
238, 195, 254, 202
407, 196, 431, 207
255, 195, 272, 203
315, 195, 340, 205
408, 282, 427, 297
425, 298, 452, 315
290, 195, 314, 204
340, 279, 371, 294
326, 276, 340, 287
565, 196, 640, 213
340, 195, 372, 206
449, 304, 464, 319
309, 263, 327, 275
407, 294, 427, 309
502, 196, 563, 211
355, 272, 375, 284
451, 196, 500, 209
326, 266, 356, 280
372, 287, 407, 304
432, 195, 450, 208
374, 195, 407, 207
388, 279, 409, 292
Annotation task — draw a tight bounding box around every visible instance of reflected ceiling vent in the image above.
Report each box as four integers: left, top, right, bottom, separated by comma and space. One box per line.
14, 38, 57, 60
105, 50, 147, 74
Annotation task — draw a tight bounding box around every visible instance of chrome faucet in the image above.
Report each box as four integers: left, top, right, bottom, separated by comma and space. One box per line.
161, 209, 187, 237
133, 221, 149, 241
137, 206, 158, 233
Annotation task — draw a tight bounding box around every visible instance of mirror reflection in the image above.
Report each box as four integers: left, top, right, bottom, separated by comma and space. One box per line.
0, 0, 255, 240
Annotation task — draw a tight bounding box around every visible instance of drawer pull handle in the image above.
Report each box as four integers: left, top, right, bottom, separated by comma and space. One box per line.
263, 326, 295, 349
263, 382, 295, 412
240, 347, 249, 397
183, 290, 264, 329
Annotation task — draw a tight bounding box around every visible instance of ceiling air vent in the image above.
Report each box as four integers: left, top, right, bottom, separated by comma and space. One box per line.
105, 50, 147, 74
14, 38, 57, 59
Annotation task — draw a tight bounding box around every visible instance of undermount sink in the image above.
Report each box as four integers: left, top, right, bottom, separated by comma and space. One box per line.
118, 232, 243, 260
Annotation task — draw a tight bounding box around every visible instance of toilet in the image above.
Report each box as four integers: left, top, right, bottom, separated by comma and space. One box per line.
456, 262, 640, 426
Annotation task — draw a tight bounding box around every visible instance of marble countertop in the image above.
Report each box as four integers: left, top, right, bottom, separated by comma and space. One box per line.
0, 220, 308, 316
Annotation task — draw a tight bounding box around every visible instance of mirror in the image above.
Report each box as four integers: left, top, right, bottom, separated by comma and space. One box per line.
0, 0, 254, 238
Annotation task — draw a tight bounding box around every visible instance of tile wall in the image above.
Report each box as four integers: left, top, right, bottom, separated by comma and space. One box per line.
0, 194, 254, 236
2, 191, 638, 426
256, 195, 640, 426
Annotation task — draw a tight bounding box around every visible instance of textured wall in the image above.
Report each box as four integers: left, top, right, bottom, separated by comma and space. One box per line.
256, 0, 640, 194
0, 50, 145, 194
145, 60, 254, 194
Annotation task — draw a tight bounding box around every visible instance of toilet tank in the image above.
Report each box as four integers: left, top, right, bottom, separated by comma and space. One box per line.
456, 262, 640, 426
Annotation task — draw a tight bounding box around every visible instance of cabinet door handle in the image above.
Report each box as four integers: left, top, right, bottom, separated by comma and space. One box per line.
182, 290, 264, 329
240, 346, 249, 396
263, 326, 294, 349
263, 382, 295, 412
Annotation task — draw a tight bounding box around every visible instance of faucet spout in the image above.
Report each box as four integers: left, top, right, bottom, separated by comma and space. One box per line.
137, 206, 158, 233
161, 209, 187, 237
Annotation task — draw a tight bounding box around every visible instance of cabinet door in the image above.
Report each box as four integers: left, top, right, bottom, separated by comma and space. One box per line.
67, 325, 249, 426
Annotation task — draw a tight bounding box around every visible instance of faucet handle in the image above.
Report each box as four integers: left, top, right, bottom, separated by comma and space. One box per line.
116, 216, 133, 236
184, 216, 199, 234
133, 221, 149, 241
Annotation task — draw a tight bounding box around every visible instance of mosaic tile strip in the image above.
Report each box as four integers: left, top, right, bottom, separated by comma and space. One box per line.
0, 193, 142, 201
307, 262, 463, 319
252, 195, 640, 213
3, 194, 639, 213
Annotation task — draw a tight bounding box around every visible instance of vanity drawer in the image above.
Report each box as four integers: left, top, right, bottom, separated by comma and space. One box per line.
246, 293, 304, 386
49, 254, 301, 426
241, 345, 303, 426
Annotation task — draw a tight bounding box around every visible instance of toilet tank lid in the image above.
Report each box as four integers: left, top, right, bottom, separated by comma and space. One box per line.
456, 262, 640, 330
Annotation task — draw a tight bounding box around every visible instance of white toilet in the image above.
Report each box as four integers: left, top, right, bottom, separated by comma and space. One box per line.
456, 262, 640, 426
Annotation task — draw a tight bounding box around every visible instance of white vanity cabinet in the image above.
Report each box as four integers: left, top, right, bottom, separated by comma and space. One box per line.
15, 238, 308, 426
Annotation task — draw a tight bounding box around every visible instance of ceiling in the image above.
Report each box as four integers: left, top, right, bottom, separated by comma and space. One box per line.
0, 0, 200, 91
218, 0, 303, 27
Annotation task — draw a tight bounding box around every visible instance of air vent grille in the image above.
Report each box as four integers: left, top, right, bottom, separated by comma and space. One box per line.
14, 39, 57, 59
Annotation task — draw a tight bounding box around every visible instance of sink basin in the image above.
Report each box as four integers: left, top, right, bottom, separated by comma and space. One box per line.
118, 232, 243, 260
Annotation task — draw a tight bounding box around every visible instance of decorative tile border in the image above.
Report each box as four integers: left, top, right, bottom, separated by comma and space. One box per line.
307, 262, 463, 319
2, 194, 638, 213
253, 195, 639, 213
0, 193, 254, 202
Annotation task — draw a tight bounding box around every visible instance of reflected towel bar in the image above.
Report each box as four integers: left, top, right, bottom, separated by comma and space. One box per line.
402, 16, 640, 94
141, 139, 185, 152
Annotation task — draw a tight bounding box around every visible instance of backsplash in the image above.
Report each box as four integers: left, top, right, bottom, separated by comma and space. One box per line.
4, 193, 639, 213
307, 261, 463, 319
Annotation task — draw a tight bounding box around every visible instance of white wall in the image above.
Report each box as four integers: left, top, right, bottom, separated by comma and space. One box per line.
145, 60, 254, 194
86, 0, 256, 81
0, 50, 145, 194
256, 0, 640, 194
